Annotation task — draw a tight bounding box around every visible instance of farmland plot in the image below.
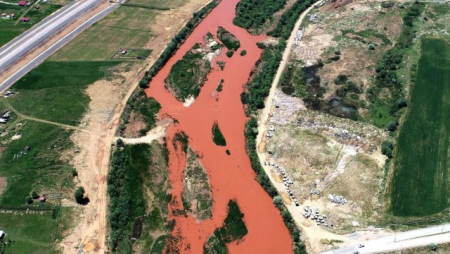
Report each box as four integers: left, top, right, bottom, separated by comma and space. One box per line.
390, 38, 450, 216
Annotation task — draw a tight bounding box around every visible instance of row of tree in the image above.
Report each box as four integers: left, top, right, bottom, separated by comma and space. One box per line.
267, 0, 314, 39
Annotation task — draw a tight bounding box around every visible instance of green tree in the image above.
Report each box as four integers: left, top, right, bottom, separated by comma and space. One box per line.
74, 186, 85, 204
31, 191, 39, 199
25, 196, 33, 204
381, 140, 394, 158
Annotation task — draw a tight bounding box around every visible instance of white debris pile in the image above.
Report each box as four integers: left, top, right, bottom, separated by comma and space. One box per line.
270, 90, 306, 125
328, 194, 347, 205
303, 207, 332, 227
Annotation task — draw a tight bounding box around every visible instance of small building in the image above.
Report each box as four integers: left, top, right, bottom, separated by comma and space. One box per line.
18, 1, 27, 6
39, 195, 46, 203
24, 146, 30, 151
1, 13, 6, 17
21, 17, 29, 22
119, 48, 127, 55
10, 13, 15, 18
0, 230, 5, 239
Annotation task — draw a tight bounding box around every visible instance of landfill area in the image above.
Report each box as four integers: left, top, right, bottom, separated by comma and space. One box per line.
261, 88, 386, 235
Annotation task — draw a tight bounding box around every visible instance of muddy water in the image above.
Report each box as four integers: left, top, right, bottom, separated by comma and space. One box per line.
145, 0, 293, 253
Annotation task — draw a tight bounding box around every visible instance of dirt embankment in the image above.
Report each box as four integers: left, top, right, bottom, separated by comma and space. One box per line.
59, 0, 211, 253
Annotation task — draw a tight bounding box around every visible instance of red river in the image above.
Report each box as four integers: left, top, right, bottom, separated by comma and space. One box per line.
145, 0, 293, 253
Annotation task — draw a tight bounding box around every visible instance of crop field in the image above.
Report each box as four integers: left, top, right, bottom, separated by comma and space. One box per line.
51, 6, 156, 61
390, 38, 450, 216
8, 61, 119, 125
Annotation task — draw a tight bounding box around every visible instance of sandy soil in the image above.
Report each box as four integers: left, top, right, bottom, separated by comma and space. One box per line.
58, 0, 211, 253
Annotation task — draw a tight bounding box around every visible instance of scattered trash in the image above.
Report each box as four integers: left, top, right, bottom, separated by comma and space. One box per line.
328, 194, 347, 205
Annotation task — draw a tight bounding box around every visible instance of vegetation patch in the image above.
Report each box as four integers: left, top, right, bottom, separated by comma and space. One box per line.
367, 2, 425, 128
390, 38, 450, 216
216, 79, 224, 92
108, 141, 170, 252
181, 148, 213, 220
212, 122, 226, 146
204, 200, 248, 253
165, 43, 213, 101
233, 0, 287, 33
217, 26, 240, 51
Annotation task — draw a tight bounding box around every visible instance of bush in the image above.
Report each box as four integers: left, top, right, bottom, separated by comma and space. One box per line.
212, 122, 227, 146
71, 169, 78, 177
226, 50, 234, 58
31, 191, 39, 199
25, 196, 33, 204
240, 50, 247, 56
386, 121, 398, 132
74, 186, 85, 204
381, 140, 394, 158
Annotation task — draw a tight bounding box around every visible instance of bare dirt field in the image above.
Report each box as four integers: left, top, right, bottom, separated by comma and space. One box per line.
58, 0, 211, 253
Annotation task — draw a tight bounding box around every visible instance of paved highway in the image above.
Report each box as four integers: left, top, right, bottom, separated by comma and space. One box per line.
321, 223, 450, 254
0, 0, 122, 92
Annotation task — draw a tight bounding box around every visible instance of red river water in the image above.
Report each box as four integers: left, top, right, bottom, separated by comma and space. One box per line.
145, 0, 293, 253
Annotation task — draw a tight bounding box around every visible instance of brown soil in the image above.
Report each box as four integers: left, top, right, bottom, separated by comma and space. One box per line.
0, 177, 6, 196
123, 111, 147, 138
59, 0, 211, 253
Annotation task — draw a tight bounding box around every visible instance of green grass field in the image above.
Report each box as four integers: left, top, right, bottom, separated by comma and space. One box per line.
390, 38, 450, 216
0, 121, 75, 206
8, 61, 119, 125
0, 207, 75, 254
51, 6, 156, 61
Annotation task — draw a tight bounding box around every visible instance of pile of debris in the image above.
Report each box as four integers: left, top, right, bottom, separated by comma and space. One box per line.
269, 90, 305, 125
0, 111, 10, 124
266, 125, 276, 139
303, 207, 332, 227
328, 194, 347, 205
